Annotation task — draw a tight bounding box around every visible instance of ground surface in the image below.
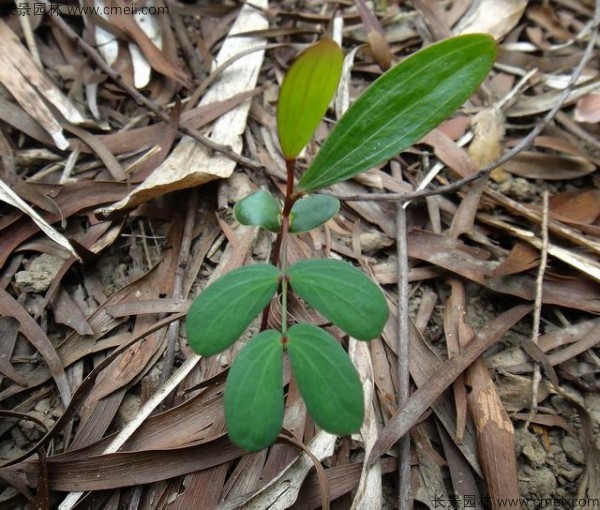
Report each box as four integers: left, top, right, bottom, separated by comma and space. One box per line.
1, 0, 600, 509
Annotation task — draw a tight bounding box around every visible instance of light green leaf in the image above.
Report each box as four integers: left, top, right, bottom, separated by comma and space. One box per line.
277, 38, 344, 160
287, 323, 363, 435
225, 330, 284, 451
234, 190, 281, 233
289, 194, 340, 233
298, 34, 497, 192
186, 265, 280, 356
287, 259, 388, 340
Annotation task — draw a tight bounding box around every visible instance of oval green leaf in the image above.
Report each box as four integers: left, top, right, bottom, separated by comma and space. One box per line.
287, 259, 388, 340
287, 323, 363, 435
277, 38, 344, 160
298, 34, 497, 192
186, 264, 280, 356
289, 194, 340, 233
234, 190, 281, 233
225, 330, 284, 451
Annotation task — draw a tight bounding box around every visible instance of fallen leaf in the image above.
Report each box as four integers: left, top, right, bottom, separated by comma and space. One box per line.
97, 2, 268, 216
575, 92, 600, 123
455, 0, 528, 39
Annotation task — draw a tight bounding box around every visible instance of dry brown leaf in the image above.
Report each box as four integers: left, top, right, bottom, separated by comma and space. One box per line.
51, 287, 94, 336
0, 179, 81, 260
502, 151, 595, 180
495, 373, 554, 413
74, 89, 262, 157
453, 280, 521, 508
97, 2, 268, 216
348, 340, 381, 509
509, 81, 600, 117
550, 189, 600, 224
491, 242, 540, 277
387, 303, 482, 474
0, 19, 84, 150
469, 107, 506, 181
407, 229, 600, 313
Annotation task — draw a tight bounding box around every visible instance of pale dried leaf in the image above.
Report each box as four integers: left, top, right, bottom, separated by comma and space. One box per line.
348, 340, 381, 509
98, 2, 268, 216
0, 19, 84, 150
455, 0, 528, 39
0, 179, 80, 260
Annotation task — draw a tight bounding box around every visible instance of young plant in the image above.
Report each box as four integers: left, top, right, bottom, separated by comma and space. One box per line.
186, 35, 496, 451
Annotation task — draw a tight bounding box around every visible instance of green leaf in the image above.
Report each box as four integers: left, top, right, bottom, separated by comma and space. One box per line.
234, 190, 281, 233
289, 194, 340, 233
277, 38, 344, 160
287, 259, 388, 340
298, 34, 497, 192
186, 265, 280, 356
287, 323, 363, 435
225, 330, 284, 451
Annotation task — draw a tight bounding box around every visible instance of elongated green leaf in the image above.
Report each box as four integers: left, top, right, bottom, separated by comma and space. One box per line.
186, 265, 280, 356
225, 330, 284, 451
298, 34, 497, 192
289, 194, 340, 233
277, 38, 344, 160
234, 190, 281, 233
287, 323, 363, 435
287, 259, 388, 340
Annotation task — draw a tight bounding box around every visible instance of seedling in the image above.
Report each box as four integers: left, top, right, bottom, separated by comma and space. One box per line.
186, 35, 496, 451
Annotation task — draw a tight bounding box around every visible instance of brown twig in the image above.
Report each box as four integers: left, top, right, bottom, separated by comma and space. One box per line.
47, 12, 263, 171
525, 189, 549, 428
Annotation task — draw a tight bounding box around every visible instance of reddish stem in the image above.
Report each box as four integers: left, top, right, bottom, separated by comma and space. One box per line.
260, 158, 300, 331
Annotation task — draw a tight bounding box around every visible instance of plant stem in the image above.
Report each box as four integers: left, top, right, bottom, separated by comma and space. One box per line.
280, 210, 290, 315
260, 159, 298, 331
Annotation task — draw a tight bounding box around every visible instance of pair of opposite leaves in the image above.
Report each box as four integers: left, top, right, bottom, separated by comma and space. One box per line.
187, 259, 388, 450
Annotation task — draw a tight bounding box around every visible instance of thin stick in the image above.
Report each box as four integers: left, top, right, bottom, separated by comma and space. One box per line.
396, 203, 411, 510
46, 10, 263, 171
526, 190, 549, 428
